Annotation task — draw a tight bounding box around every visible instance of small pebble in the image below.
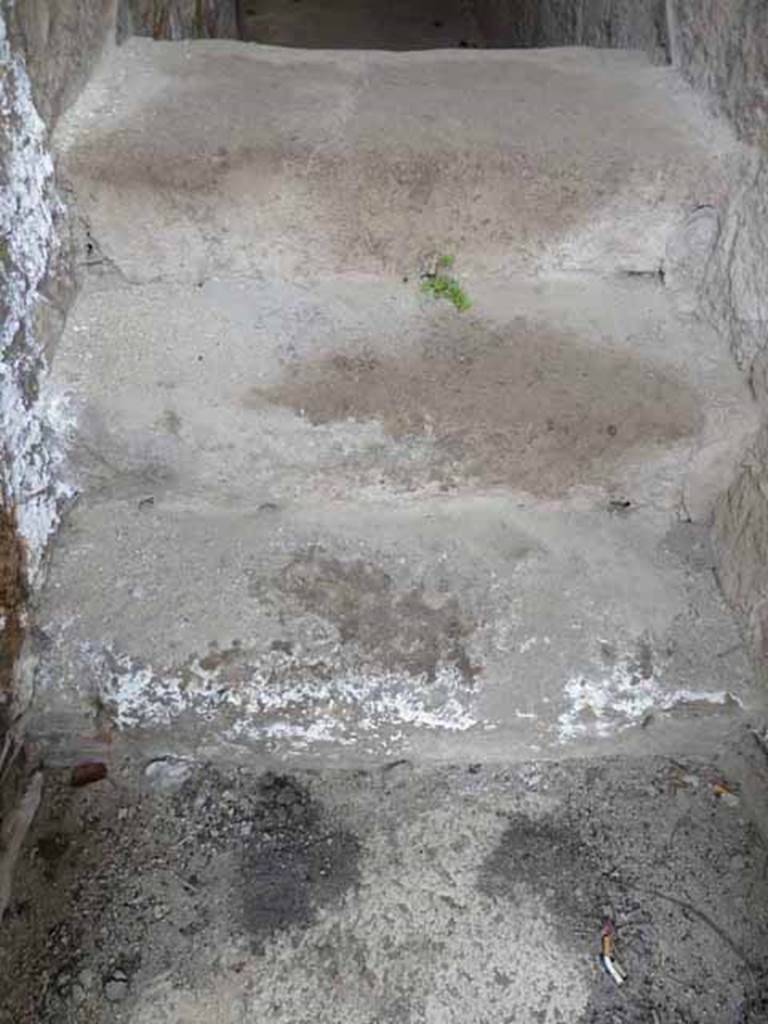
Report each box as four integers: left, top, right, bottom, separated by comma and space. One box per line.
70, 983, 87, 1006
78, 969, 96, 991
104, 979, 128, 1003
144, 758, 193, 791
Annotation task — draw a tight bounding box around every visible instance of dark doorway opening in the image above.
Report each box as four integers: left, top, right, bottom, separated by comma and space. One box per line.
236, 0, 669, 57
239, 0, 482, 50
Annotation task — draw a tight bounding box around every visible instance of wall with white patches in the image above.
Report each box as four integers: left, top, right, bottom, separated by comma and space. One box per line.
0, 7, 72, 586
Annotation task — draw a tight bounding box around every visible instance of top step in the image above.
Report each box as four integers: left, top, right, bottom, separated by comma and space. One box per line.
54, 40, 737, 283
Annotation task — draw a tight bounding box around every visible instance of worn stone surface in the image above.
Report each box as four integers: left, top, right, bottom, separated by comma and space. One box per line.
26, 39, 765, 765
53, 41, 737, 281
27, 269, 758, 763
2, 750, 768, 1023
258, 319, 702, 496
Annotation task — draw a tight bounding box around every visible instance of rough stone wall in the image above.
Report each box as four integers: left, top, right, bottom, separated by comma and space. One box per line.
668, 0, 768, 385
10, 1, 117, 126
0, 0, 120, 714
714, 422, 768, 678
1, 2, 69, 711
709, 156, 768, 683
668, 0, 768, 144
667, 0, 768, 683
0, 0, 107, 815
118, 0, 240, 40
0, 0, 120, 919
471, 0, 668, 56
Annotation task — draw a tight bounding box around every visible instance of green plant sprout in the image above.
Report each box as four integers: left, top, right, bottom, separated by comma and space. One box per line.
420, 254, 472, 312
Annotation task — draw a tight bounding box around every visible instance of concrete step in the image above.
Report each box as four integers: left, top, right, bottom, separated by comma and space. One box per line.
54, 40, 737, 282
33, 37, 764, 768
29, 272, 760, 765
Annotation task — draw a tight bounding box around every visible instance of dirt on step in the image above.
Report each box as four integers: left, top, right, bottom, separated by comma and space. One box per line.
274, 547, 480, 683
256, 320, 701, 496
239, 773, 360, 949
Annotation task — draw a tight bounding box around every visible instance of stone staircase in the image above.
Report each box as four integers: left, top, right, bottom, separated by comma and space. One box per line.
2, 24, 768, 1024
28, 37, 764, 769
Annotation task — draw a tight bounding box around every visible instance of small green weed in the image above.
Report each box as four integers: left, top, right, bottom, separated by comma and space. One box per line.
420, 254, 472, 312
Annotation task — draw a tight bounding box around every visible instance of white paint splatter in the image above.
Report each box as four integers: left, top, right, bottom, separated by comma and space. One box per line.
85, 644, 479, 749
557, 654, 738, 741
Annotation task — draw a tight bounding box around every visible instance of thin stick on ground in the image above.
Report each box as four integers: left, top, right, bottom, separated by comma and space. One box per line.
638, 886, 759, 978
0, 771, 43, 925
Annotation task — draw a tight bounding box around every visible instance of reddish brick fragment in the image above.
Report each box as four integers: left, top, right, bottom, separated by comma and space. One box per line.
70, 761, 107, 787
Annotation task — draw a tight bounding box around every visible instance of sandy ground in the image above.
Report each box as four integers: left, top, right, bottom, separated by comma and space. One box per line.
2, 739, 768, 1023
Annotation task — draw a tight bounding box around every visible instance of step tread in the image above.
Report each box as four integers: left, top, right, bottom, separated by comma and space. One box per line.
54, 39, 738, 281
